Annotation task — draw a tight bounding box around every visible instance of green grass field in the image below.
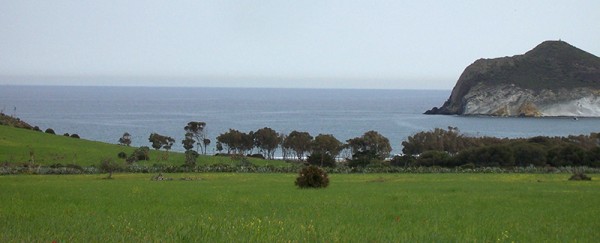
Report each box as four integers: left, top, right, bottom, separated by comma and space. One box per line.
0, 125, 282, 167
1, 173, 598, 242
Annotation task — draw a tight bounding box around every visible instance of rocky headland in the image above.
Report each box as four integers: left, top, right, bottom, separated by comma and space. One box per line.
425, 40, 600, 117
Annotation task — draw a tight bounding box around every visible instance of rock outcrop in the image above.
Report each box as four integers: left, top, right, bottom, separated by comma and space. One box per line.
425, 40, 600, 117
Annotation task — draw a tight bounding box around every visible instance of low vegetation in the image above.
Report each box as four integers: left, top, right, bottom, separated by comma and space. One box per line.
1, 173, 598, 241
2, 112, 600, 241
400, 127, 600, 168
295, 165, 329, 189
3, 113, 600, 173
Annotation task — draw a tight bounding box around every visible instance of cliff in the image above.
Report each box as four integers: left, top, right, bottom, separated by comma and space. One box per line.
425, 40, 600, 117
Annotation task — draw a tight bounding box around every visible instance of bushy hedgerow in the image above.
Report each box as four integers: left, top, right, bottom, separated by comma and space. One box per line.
1, 164, 599, 175
295, 165, 329, 189
399, 128, 600, 168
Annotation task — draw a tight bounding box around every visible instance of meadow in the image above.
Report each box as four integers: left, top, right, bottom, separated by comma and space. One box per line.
1, 173, 599, 242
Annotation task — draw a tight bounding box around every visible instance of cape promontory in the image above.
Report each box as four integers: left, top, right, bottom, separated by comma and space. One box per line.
425, 40, 600, 117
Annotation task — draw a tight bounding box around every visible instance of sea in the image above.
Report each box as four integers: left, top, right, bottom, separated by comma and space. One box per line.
1, 85, 598, 155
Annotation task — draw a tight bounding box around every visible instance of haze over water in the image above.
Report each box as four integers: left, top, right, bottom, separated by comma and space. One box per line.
1, 85, 597, 155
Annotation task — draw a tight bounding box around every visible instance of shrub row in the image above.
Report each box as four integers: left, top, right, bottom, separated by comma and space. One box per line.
2, 163, 600, 175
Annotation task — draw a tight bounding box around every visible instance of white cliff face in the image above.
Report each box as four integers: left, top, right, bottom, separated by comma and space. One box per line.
539, 96, 600, 116
461, 84, 600, 117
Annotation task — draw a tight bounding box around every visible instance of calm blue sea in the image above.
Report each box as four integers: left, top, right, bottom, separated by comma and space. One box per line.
1, 85, 598, 154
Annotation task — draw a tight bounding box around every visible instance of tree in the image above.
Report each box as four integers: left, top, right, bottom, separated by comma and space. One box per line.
148, 133, 175, 160
216, 142, 224, 153
254, 127, 280, 159
311, 134, 342, 167
283, 131, 313, 161
119, 132, 132, 146
216, 129, 254, 155
307, 152, 336, 167
203, 138, 211, 154
149, 133, 165, 150
185, 121, 208, 154
99, 158, 121, 179
182, 132, 195, 151
163, 136, 175, 152
402, 127, 469, 155
347, 131, 392, 161
279, 133, 290, 160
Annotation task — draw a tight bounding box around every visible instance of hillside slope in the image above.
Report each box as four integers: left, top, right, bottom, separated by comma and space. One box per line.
0, 125, 141, 166
0, 125, 280, 167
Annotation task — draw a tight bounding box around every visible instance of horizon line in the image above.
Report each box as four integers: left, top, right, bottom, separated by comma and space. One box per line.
0, 83, 452, 91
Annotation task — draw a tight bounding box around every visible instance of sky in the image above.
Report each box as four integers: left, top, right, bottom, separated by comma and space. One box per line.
0, 0, 599, 89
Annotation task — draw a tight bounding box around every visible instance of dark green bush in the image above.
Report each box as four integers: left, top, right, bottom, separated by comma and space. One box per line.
511, 142, 547, 166
569, 172, 591, 181
347, 150, 377, 167
70, 134, 80, 139
415, 150, 451, 167
247, 153, 265, 159
307, 152, 336, 167
117, 152, 127, 159
45, 128, 55, 134
49, 163, 63, 168
185, 150, 199, 166
587, 147, 600, 167
127, 146, 150, 163
295, 165, 329, 189
389, 155, 415, 167
548, 144, 587, 166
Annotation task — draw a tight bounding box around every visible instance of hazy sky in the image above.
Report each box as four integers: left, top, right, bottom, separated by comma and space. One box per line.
1, 0, 599, 89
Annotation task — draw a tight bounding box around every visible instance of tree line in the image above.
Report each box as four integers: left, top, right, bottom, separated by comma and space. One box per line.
117, 121, 393, 167
117, 122, 600, 168
397, 127, 600, 168
213, 127, 392, 168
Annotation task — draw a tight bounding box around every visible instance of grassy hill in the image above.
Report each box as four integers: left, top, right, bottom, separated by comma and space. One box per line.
492, 40, 600, 90
0, 125, 282, 167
